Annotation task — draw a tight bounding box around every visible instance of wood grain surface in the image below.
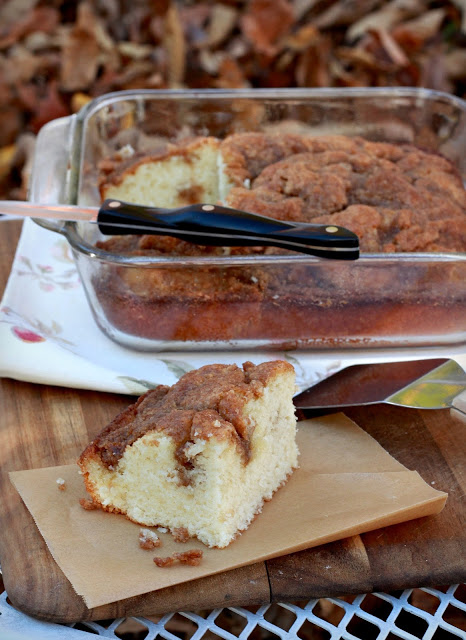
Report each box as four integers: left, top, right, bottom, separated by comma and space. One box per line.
0, 220, 465, 623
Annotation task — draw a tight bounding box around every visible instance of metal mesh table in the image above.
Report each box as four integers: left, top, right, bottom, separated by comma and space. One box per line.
0, 578, 464, 639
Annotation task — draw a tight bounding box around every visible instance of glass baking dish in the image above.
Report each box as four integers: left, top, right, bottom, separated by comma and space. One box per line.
30, 88, 466, 351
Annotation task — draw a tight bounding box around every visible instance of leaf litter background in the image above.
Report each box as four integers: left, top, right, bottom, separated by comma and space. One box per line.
1, 1, 466, 638
1, 0, 465, 202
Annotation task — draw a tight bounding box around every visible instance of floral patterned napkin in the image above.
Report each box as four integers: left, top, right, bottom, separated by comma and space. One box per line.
1, 219, 459, 395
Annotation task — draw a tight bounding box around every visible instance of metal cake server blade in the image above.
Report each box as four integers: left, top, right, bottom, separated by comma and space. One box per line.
293, 359, 466, 421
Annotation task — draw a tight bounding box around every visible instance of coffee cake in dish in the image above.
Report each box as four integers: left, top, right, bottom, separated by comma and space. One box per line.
78, 361, 298, 548
93, 132, 465, 346
99, 132, 466, 254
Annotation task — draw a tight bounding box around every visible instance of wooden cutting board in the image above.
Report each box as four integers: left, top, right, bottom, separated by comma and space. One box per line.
0, 220, 465, 624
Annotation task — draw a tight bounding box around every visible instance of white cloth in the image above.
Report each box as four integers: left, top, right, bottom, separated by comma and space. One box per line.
1, 219, 463, 395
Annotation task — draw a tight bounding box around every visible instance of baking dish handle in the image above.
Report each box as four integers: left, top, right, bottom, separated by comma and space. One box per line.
28, 115, 77, 236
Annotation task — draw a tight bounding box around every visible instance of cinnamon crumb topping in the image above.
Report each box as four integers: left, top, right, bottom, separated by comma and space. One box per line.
82, 362, 293, 469
56, 477, 66, 491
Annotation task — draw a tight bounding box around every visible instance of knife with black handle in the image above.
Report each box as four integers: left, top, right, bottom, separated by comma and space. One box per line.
1, 198, 359, 260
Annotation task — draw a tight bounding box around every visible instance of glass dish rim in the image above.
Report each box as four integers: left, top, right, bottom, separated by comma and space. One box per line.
63, 221, 466, 266
68, 86, 465, 267
75, 86, 466, 123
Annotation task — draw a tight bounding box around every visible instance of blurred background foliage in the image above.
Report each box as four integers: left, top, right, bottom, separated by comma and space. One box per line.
0, 0, 465, 199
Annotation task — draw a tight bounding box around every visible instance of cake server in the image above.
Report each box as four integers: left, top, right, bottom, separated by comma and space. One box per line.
0, 198, 359, 260
293, 358, 466, 422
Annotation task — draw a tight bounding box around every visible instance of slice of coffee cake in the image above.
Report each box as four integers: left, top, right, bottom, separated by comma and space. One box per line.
78, 361, 298, 548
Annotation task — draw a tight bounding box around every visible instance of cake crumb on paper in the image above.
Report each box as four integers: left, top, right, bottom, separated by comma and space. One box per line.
79, 497, 99, 510
154, 550, 203, 567
172, 527, 190, 543
139, 528, 162, 549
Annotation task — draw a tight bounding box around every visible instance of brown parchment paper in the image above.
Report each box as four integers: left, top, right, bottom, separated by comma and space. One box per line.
9, 414, 447, 609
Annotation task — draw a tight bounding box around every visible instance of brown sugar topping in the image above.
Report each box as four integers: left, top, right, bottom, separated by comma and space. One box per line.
223, 133, 466, 253
84, 361, 293, 469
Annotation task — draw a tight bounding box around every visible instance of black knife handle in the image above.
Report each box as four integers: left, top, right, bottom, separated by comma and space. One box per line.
97, 199, 359, 260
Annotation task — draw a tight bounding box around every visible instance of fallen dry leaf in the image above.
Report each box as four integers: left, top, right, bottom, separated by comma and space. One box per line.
314, 0, 381, 29
199, 48, 226, 75
6, 44, 41, 83
16, 82, 37, 112
29, 80, 69, 133
370, 27, 410, 66
392, 8, 447, 51
60, 4, 101, 91
11, 132, 35, 198
163, 2, 186, 87
70, 92, 92, 113
346, 0, 426, 42
292, 0, 322, 21
444, 48, 466, 79
295, 35, 332, 87
215, 56, 248, 89
117, 41, 153, 60
417, 45, 453, 92
284, 23, 319, 52
0, 0, 38, 30
0, 6, 59, 50
202, 4, 238, 49
336, 45, 391, 72
451, 0, 466, 32
241, 0, 294, 56
0, 144, 16, 182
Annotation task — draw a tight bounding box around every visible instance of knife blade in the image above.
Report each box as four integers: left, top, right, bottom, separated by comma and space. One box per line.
293, 359, 466, 421
0, 199, 359, 260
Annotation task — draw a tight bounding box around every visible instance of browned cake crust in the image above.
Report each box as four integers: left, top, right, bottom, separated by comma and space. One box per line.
79, 361, 293, 470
